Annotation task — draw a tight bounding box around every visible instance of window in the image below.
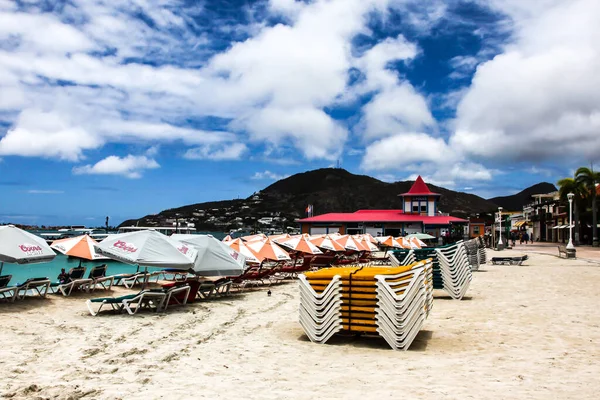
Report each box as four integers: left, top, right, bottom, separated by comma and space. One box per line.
420, 204, 427, 213
473, 226, 480, 235
412, 205, 419, 213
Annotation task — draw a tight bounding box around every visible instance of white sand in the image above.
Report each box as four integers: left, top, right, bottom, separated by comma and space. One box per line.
1, 250, 600, 399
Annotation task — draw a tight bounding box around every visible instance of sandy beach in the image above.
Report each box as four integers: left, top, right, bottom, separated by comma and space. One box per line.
1, 249, 600, 400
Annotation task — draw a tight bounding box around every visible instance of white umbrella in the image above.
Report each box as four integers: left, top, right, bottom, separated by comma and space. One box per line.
0, 225, 57, 274
94, 230, 197, 268
171, 234, 246, 276
51, 234, 109, 261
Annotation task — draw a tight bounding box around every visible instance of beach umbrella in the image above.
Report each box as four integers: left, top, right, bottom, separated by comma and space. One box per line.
171, 234, 246, 276
396, 236, 414, 249
222, 234, 233, 242
278, 234, 323, 255
407, 233, 436, 240
408, 236, 424, 249
94, 230, 197, 268
246, 238, 291, 263
376, 236, 403, 249
241, 233, 267, 242
334, 235, 361, 251
269, 233, 291, 243
356, 236, 378, 252
225, 238, 261, 264
0, 225, 57, 274
51, 234, 109, 261
363, 233, 379, 244
310, 235, 346, 252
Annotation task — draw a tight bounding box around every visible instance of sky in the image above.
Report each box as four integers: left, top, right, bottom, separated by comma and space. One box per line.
1, 0, 599, 226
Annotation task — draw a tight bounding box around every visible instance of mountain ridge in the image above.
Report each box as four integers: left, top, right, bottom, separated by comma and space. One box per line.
120, 168, 556, 230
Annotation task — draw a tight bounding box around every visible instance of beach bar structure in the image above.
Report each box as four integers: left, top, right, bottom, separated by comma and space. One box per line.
298, 176, 468, 238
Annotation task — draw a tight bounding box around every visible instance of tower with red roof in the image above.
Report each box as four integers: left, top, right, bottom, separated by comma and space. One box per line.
399, 176, 440, 217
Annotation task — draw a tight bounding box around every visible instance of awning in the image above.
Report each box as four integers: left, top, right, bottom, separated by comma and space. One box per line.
513, 221, 528, 227
552, 226, 560, 229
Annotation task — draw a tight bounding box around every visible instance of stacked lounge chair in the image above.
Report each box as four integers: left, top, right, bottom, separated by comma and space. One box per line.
298, 260, 433, 351
392, 241, 473, 300
435, 243, 472, 300
464, 239, 480, 272
477, 236, 487, 265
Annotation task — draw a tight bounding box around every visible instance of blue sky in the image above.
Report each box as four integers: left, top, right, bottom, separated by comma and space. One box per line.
1, 0, 599, 226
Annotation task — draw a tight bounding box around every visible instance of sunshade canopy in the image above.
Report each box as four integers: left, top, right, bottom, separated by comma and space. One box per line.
225, 238, 261, 264
246, 238, 291, 262
310, 235, 346, 252
278, 234, 323, 255
0, 225, 56, 265
51, 234, 109, 261
171, 234, 246, 276
406, 233, 436, 240
94, 230, 197, 268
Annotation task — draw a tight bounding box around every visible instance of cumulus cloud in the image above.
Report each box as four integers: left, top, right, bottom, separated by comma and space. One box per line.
250, 170, 290, 181
73, 155, 159, 179
351, 35, 435, 140
451, 0, 600, 163
361, 132, 493, 188
184, 143, 248, 161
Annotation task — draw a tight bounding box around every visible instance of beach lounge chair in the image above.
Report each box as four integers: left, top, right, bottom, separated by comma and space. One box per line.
15, 277, 51, 299
86, 289, 166, 316
162, 279, 202, 303
0, 275, 17, 302
491, 255, 528, 266
86, 264, 115, 291
51, 267, 93, 296
162, 284, 191, 311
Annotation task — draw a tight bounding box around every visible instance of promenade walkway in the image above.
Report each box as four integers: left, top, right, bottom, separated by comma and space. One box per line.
501, 241, 600, 264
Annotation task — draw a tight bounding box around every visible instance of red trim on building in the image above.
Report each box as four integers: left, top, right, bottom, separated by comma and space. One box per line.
400, 175, 440, 197
298, 210, 467, 225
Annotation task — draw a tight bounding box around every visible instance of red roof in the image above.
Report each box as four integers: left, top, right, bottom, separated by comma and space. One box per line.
298, 210, 467, 225
400, 176, 440, 197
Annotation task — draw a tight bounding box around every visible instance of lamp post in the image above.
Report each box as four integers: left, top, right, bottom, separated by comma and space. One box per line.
497, 207, 504, 250
566, 193, 575, 256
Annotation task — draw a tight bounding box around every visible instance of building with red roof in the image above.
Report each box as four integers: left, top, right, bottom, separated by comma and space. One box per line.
298, 176, 468, 237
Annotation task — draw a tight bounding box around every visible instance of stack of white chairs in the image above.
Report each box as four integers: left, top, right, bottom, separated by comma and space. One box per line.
464, 239, 480, 272
477, 237, 487, 265
389, 250, 415, 267
375, 264, 428, 350
298, 275, 343, 344
435, 242, 472, 300
298, 260, 432, 351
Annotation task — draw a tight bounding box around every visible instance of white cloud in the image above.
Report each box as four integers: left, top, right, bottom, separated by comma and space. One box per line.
451, 0, 600, 163
27, 190, 64, 194
184, 143, 248, 161
73, 155, 159, 179
361, 132, 494, 188
351, 35, 435, 140
361, 133, 453, 170
251, 170, 290, 181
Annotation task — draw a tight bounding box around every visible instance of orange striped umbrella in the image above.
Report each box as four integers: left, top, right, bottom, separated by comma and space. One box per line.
376, 236, 403, 249
51, 234, 109, 261
278, 234, 323, 255
246, 238, 291, 262
225, 238, 261, 264
241, 233, 268, 242
310, 234, 346, 252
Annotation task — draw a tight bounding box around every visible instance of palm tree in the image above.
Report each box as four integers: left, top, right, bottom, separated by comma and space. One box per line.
575, 167, 600, 247
557, 177, 584, 245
